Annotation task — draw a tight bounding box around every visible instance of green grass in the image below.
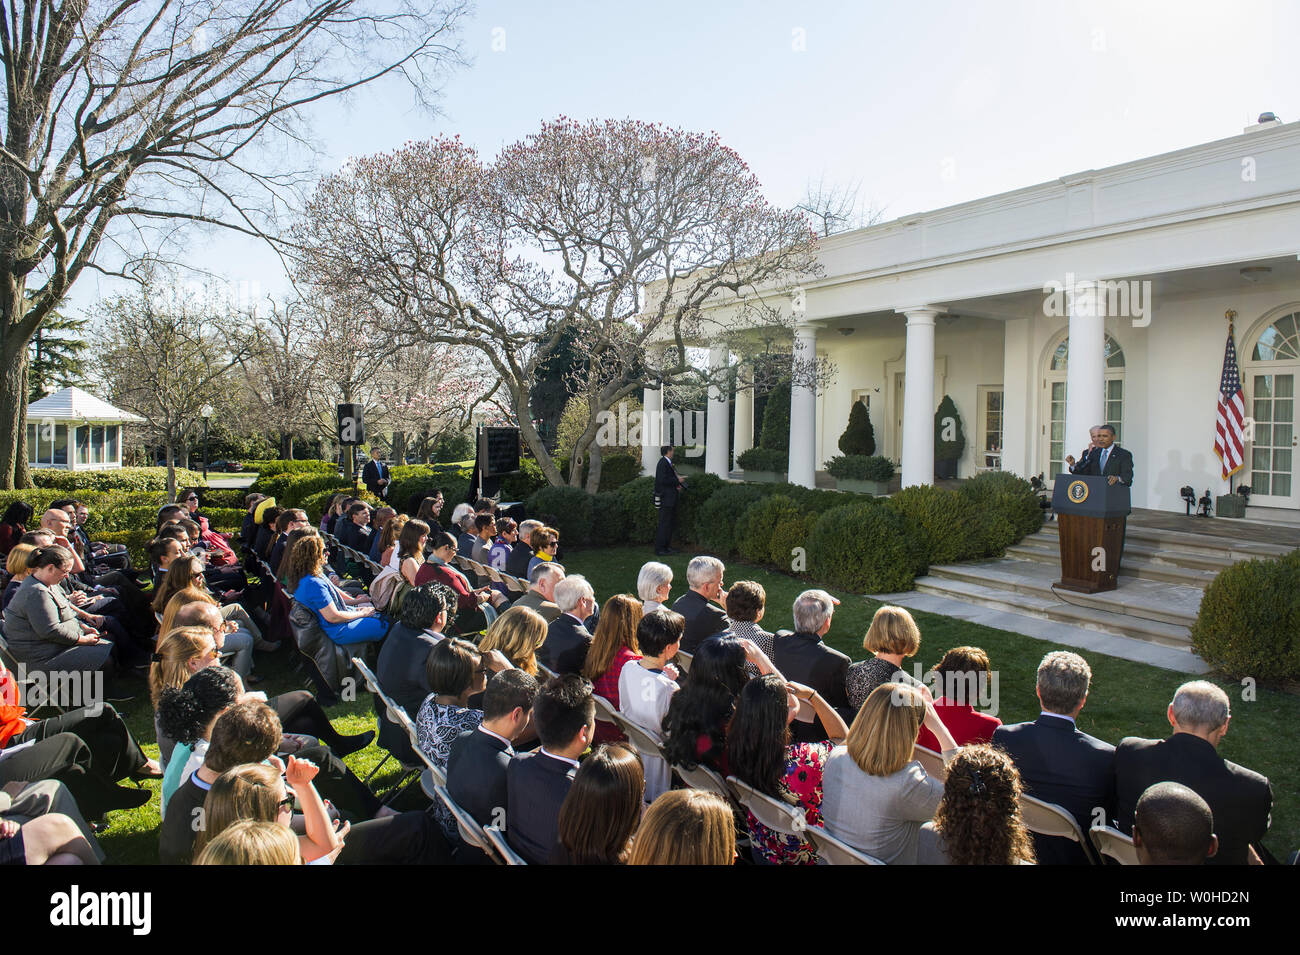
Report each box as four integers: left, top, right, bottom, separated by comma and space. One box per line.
94, 544, 1298, 863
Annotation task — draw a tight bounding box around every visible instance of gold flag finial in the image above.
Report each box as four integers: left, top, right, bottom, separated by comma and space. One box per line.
1226, 308, 1238, 324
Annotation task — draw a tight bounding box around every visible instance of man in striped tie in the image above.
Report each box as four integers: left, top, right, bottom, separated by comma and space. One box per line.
1066, 424, 1133, 487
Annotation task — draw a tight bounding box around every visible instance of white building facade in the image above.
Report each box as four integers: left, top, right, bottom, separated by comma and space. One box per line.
650, 118, 1300, 518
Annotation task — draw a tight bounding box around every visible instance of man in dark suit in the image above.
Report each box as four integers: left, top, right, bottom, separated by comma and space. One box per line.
671, 556, 730, 654
1064, 423, 1133, 486
1113, 680, 1272, 866
539, 574, 595, 674
992, 650, 1114, 865
512, 562, 564, 624
506, 673, 595, 864
361, 447, 390, 499
446, 670, 539, 863
771, 589, 852, 742
1133, 782, 1219, 865
506, 519, 540, 579
654, 445, 685, 555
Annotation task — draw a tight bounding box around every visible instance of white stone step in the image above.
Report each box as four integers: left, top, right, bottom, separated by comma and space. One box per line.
1004, 537, 1223, 587
1035, 520, 1293, 561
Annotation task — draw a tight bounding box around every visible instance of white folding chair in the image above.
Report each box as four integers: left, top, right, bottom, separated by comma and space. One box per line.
350, 656, 421, 790
726, 775, 818, 859
1020, 793, 1099, 864
592, 693, 622, 727
672, 761, 733, 802
484, 825, 528, 865
390, 702, 447, 789
674, 650, 692, 674
433, 782, 501, 863
912, 743, 948, 780
1089, 825, 1139, 865
804, 826, 886, 865
606, 708, 669, 771
503, 574, 527, 594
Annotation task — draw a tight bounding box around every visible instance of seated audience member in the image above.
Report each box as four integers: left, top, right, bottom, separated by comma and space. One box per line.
194, 819, 303, 866
318, 494, 346, 536
72, 501, 137, 576
153, 554, 271, 654
375, 513, 407, 569
662, 634, 771, 778
916, 743, 1036, 865
414, 492, 445, 531
338, 501, 372, 553
541, 574, 597, 675
992, 650, 1114, 866
628, 789, 736, 865
456, 512, 478, 559
0, 779, 105, 863
506, 519, 540, 579
242, 494, 267, 549
729, 673, 850, 865
636, 561, 673, 616
582, 594, 643, 743
525, 525, 559, 578
161, 587, 257, 682
3, 545, 116, 674
477, 605, 548, 676
414, 531, 506, 618
1132, 781, 1219, 866
268, 509, 311, 573
551, 742, 645, 864
368, 507, 396, 563
772, 589, 852, 742
916, 646, 1002, 751
46, 505, 151, 613
470, 513, 496, 567
286, 535, 386, 645
670, 556, 730, 654
619, 609, 683, 801
506, 674, 596, 864
4, 542, 34, 610
446, 669, 540, 863
374, 584, 449, 760
512, 562, 564, 623
0, 500, 33, 557
487, 517, 517, 571
726, 580, 775, 676
820, 683, 958, 864
1113, 680, 1271, 866
0, 811, 100, 866
149, 535, 186, 590
156, 665, 243, 813
396, 519, 429, 588
178, 493, 238, 568
254, 506, 283, 560
846, 604, 926, 712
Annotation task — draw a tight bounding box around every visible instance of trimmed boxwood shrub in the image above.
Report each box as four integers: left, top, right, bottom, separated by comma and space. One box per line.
771, 483, 863, 515
808, 502, 926, 594
242, 459, 336, 476
769, 510, 818, 571
590, 492, 628, 547
886, 485, 983, 565
693, 484, 766, 556
279, 474, 351, 509
193, 489, 249, 509
1192, 551, 1300, 682
673, 472, 724, 546
617, 477, 658, 544
388, 466, 472, 516
31, 467, 206, 492
94, 529, 156, 570
825, 454, 895, 482
736, 447, 787, 473
759, 381, 792, 453
957, 470, 1043, 546
597, 452, 643, 492
526, 486, 595, 547
735, 494, 801, 564
498, 459, 548, 502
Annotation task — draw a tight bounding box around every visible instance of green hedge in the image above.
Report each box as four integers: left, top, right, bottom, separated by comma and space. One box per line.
1192, 551, 1300, 682
590, 492, 628, 547
808, 501, 924, 593
674, 473, 725, 547
957, 471, 1043, 555
825, 454, 895, 481
526, 486, 595, 546
194, 489, 250, 509
388, 465, 472, 516
736, 447, 787, 473
735, 494, 801, 564
693, 484, 766, 556
95, 530, 156, 570
31, 467, 206, 493
886, 485, 984, 565
769, 510, 818, 571
617, 477, 658, 545
242, 459, 337, 477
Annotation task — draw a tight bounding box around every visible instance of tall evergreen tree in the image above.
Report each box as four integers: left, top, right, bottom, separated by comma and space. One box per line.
28, 311, 89, 400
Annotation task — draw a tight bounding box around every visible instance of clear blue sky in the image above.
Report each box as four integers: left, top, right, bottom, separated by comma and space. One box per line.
70, 0, 1299, 313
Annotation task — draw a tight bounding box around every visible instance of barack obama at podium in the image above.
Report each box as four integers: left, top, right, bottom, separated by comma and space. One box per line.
1065, 424, 1133, 487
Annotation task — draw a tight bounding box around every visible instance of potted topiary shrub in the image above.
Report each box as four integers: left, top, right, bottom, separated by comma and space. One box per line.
736, 446, 787, 482
838, 400, 876, 456
934, 394, 966, 480
824, 454, 896, 495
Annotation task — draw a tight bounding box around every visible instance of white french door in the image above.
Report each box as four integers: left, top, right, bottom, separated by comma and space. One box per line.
1247, 371, 1299, 507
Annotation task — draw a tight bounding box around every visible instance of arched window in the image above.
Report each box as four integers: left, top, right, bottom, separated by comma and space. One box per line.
1251, 312, 1300, 362
1043, 334, 1126, 480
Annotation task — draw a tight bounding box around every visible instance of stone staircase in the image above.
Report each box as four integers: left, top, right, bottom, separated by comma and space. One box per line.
908, 520, 1294, 651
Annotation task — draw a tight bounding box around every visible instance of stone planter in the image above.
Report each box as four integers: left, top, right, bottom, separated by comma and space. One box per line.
1215, 494, 1246, 519
742, 469, 787, 484
675, 462, 705, 476
834, 477, 891, 495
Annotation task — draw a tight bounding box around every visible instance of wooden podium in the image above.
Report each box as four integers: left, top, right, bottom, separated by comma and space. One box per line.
1052, 476, 1130, 593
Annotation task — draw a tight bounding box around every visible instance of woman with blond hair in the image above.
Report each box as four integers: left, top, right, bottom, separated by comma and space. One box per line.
916, 743, 1036, 865
628, 790, 735, 865
159, 585, 256, 681
151, 554, 265, 656
582, 594, 642, 744
820, 682, 958, 864
477, 605, 548, 675
845, 604, 926, 712
194, 819, 301, 866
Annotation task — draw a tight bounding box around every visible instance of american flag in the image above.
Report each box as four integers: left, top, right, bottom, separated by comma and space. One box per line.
1214, 327, 1245, 479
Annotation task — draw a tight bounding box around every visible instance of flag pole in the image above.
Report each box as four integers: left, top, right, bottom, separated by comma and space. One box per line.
1227, 309, 1237, 495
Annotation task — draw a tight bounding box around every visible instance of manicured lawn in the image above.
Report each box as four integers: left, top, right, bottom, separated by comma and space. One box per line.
95, 544, 1297, 863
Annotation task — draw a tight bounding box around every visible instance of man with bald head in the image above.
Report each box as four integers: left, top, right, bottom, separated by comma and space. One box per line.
172, 601, 255, 682
1132, 782, 1218, 865
1113, 680, 1272, 865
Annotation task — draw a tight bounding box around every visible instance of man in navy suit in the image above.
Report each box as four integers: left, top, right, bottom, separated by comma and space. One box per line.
539, 574, 595, 675
446, 669, 539, 863
670, 556, 730, 654
993, 650, 1115, 865
654, 445, 685, 555
361, 447, 390, 498
1065, 423, 1133, 487
772, 589, 852, 743
505, 673, 595, 864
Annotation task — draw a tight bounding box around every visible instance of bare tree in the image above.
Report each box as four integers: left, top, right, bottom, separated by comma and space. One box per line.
233, 299, 320, 459
0, 0, 468, 487
797, 173, 888, 237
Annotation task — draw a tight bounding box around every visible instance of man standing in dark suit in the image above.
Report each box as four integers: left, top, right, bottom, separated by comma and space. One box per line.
1064, 423, 1133, 487
506, 674, 595, 864
654, 445, 685, 555
539, 574, 595, 674
670, 556, 730, 654
446, 670, 539, 863
993, 650, 1115, 865
361, 447, 390, 499
1113, 680, 1272, 866
772, 589, 852, 742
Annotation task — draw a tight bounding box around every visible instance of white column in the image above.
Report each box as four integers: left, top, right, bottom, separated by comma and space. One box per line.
1065, 280, 1104, 462
733, 362, 754, 469
705, 344, 730, 478
788, 324, 818, 488
899, 307, 940, 488
641, 350, 665, 476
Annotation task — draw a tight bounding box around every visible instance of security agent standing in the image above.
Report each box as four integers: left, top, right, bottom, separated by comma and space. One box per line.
654, 445, 685, 556
361, 447, 390, 499
1064, 424, 1133, 487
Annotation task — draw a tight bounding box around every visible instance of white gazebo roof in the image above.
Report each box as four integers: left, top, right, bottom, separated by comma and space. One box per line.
27, 386, 145, 423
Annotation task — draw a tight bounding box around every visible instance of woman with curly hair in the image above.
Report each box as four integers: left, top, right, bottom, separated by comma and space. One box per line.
917, 743, 1036, 865
156, 665, 244, 814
